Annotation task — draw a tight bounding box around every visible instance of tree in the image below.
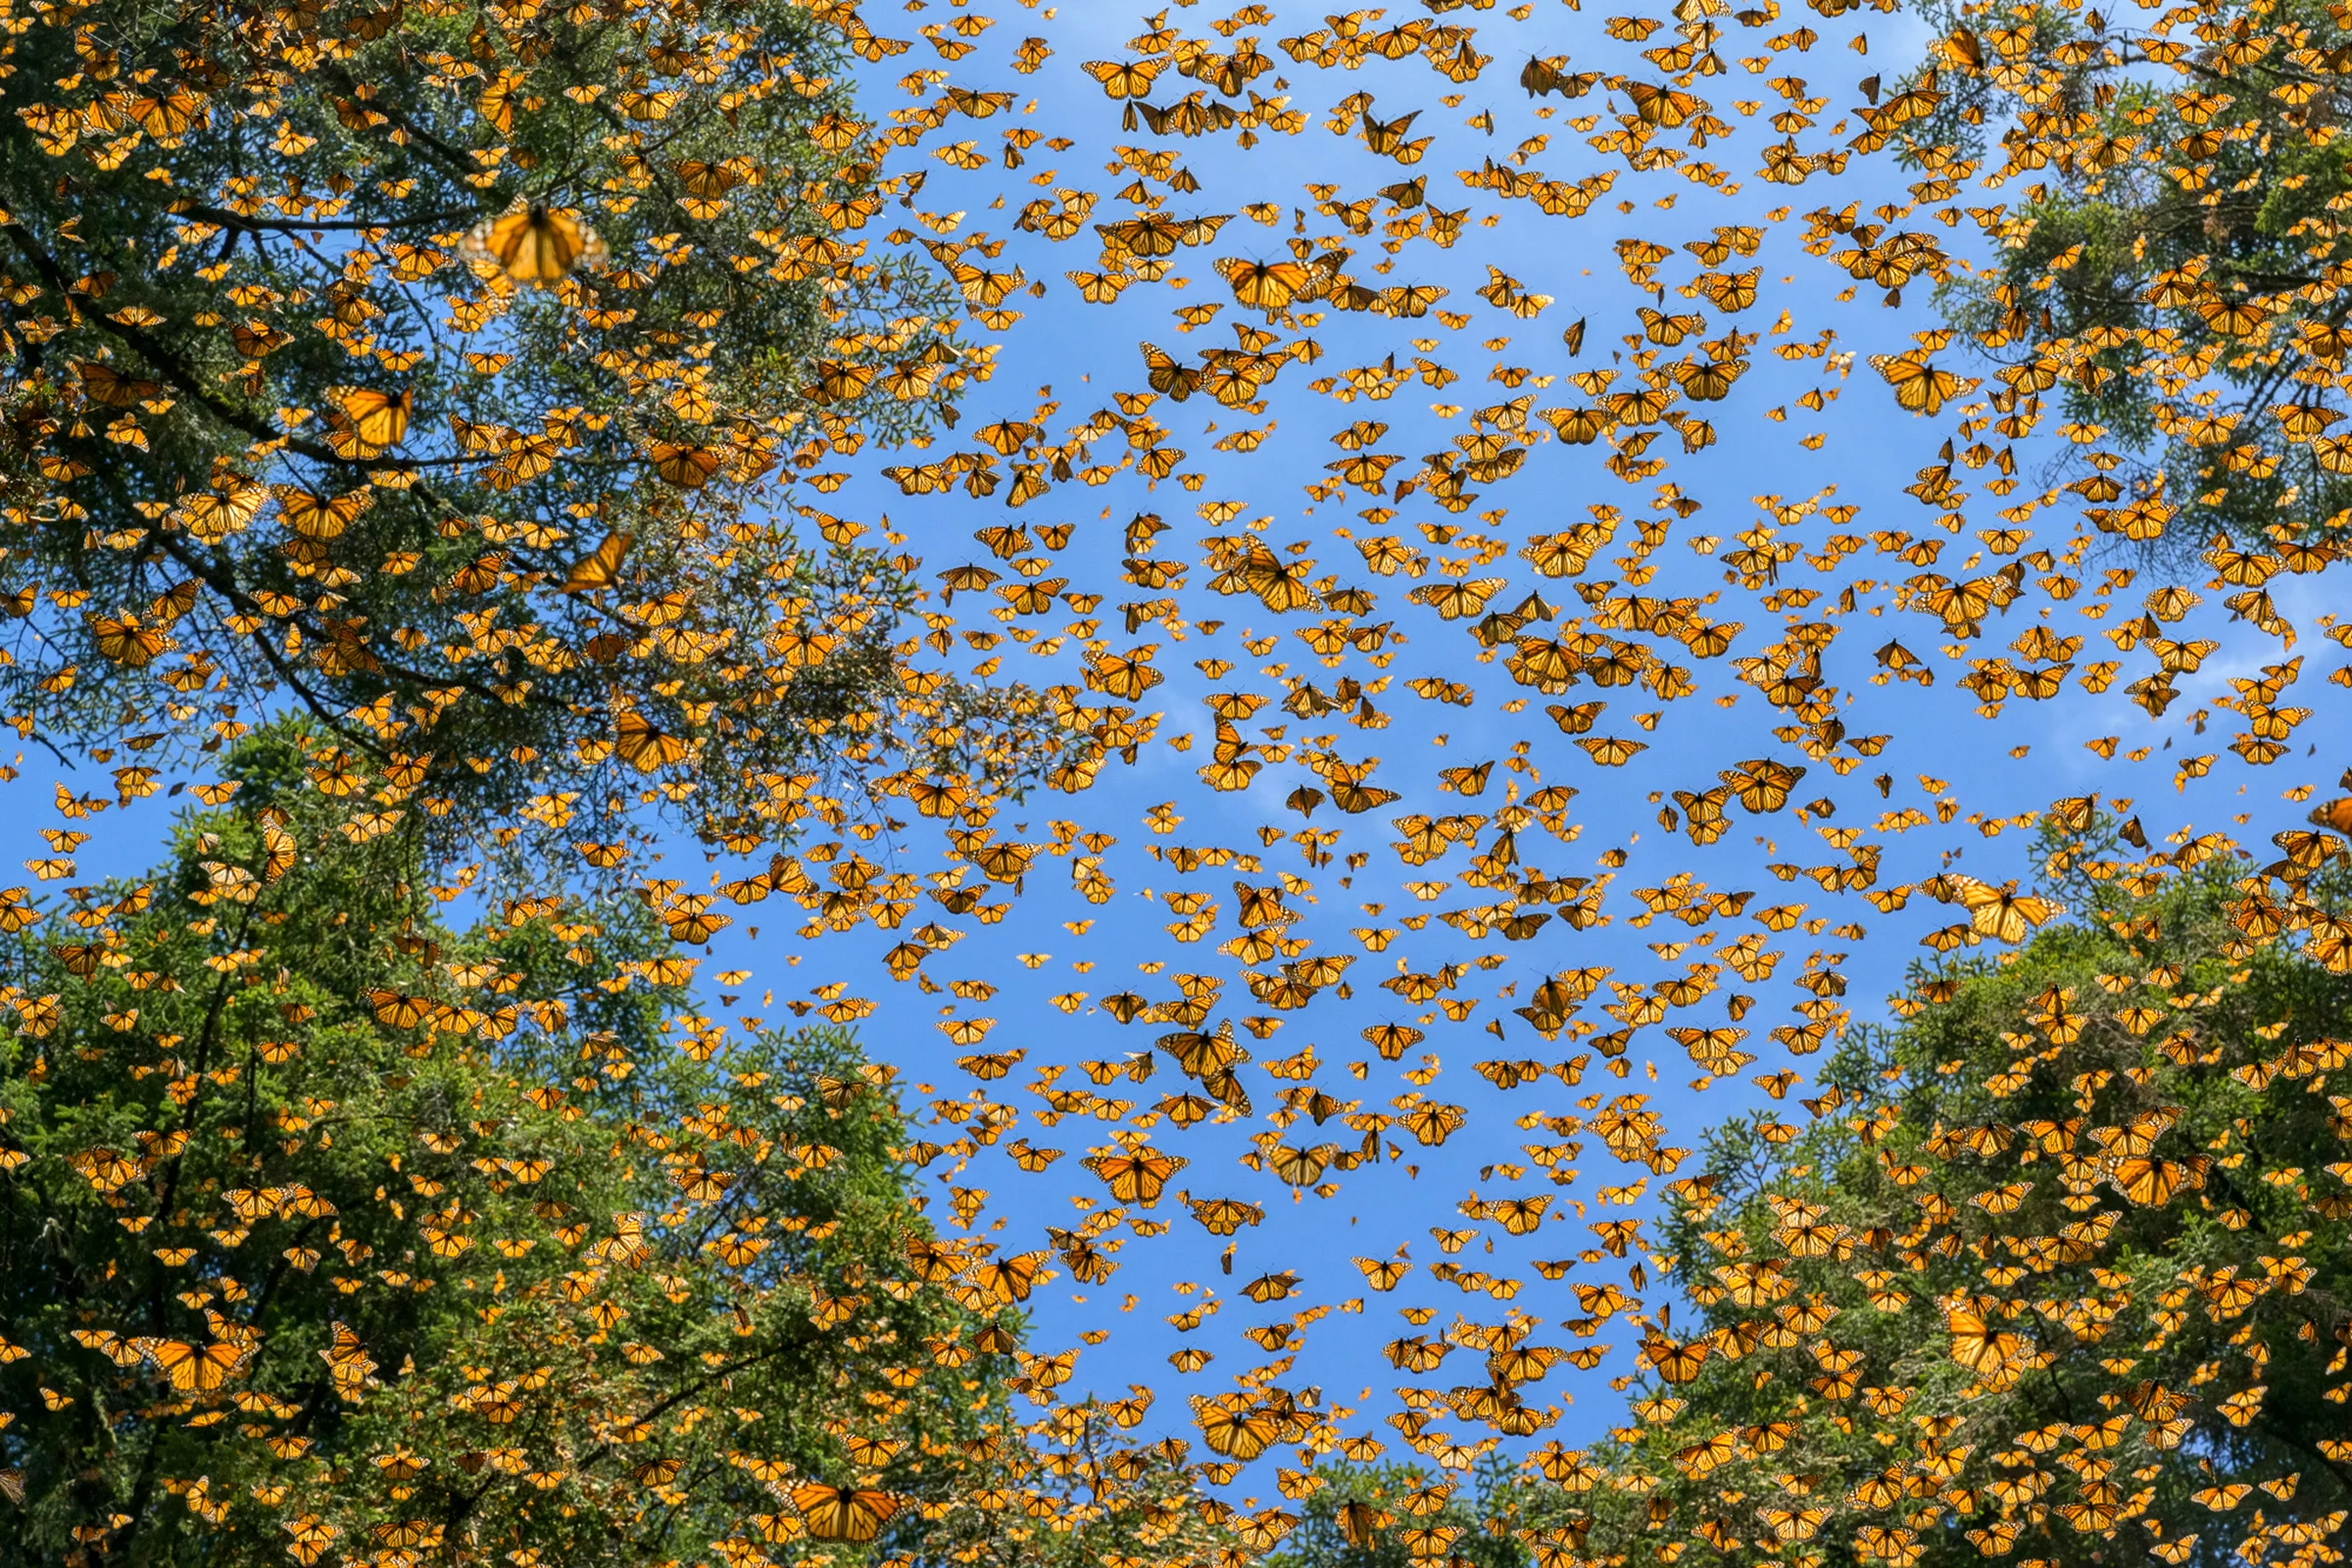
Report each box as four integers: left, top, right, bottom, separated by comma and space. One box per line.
1895, 0, 2352, 549
0, 0, 1060, 848
0, 728, 1037, 1566
907, 1438, 1249, 1568
1558, 831, 2352, 1567
1263, 1459, 1533, 1568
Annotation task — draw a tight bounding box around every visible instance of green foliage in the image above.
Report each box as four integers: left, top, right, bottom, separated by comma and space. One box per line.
1264, 1460, 1533, 1568
0, 764, 1008, 1566
910, 1443, 1246, 1568
1570, 864, 2352, 1567
1908, 0, 2352, 551
0, 0, 1061, 845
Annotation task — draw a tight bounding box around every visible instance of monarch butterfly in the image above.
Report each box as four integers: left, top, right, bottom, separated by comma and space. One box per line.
1312, 774, 1390, 812
1963, 881, 2061, 943
2197, 294, 2270, 335
1213, 258, 1312, 314
1870, 353, 1969, 414
368, 989, 433, 1028
673, 160, 748, 219
338, 387, 412, 449
1579, 735, 1646, 766
1079, 57, 1161, 97
177, 479, 268, 539
1265, 1143, 1336, 1187
1720, 759, 1806, 812
2097, 1107, 2179, 1156
1085, 1149, 1186, 1205
956, 1051, 1022, 1081
662, 902, 728, 945
1760, 1504, 1829, 1543
964, 1251, 1049, 1302
1489, 1345, 1564, 1387
1336, 1500, 1387, 1548
273, 485, 371, 540
335, 808, 405, 845
72, 1328, 145, 1367
1161, 1019, 1245, 1078
562, 531, 634, 594
1701, 269, 1761, 311
1638, 307, 1703, 346
1674, 1432, 1738, 1477
465, 199, 608, 285
2111, 1154, 2205, 1205
1408, 577, 1506, 619
1488, 1197, 1548, 1235
621, 1455, 683, 1488
1003, 1139, 1059, 1171
90, 614, 171, 667
383, 752, 433, 790
1140, 342, 1202, 400
1360, 109, 1430, 159
1640, 1333, 1710, 1383
1088, 648, 1163, 699
147, 1337, 249, 1391
1234, 556, 1318, 612
1185, 1196, 1263, 1235
1379, 282, 1446, 318
1928, 574, 2013, 634
1622, 81, 1701, 125
614, 711, 690, 772
1607, 386, 1674, 423
1971, 1181, 2034, 1215
1674, 358, 1739, 400
1290, 956, 1354, 991
130, 89, 206, 138
259, 809, 297, 883
1242, 1269, 1300, 1301
1544, 406, 1611, 445
811, 359, 879, 402
646, 442, 722, 489
1097, 215, 1184, 258
1066, 270, 1131, 304
842, 1435, 904, 1467
1945, 1300, 2026, 1373
1355, 1255, 1411, 1289
792, 1483, 901, 1543
1192, 1400, 1282, 1458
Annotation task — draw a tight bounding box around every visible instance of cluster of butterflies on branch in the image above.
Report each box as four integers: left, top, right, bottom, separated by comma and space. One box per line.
7, 0, 2352, 1558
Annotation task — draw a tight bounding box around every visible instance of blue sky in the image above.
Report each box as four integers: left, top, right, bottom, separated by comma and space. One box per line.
672, 0, 2336, 1489
12, 0, 2343, 1502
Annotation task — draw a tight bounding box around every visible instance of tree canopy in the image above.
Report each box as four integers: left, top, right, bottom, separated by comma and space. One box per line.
0, 737, 1025, 1565
0, 0, 1057, 846
1910, 0, 2352, 547
1560, 847, 2352, 1567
